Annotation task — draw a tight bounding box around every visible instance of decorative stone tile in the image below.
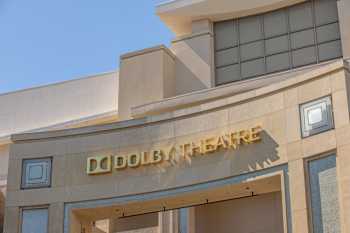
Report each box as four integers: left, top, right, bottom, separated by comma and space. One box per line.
21, 158, 52, 189
300, 96, 334, 138
308, 155, 341, 233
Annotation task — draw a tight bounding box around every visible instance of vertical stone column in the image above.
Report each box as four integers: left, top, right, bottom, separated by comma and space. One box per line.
338, 0, 350, 59
187, 208, 195, 233
108, 218, 116, 233
333, 69, 350, 232
178, 208, 195, 233
3, 207, 19, 233
49, 203, 64, 233
118, 46, 175, 120
288, 159, 310, 233
159, 211, 179, 233
336, 144, 350, 233
70, 212, 94, 233
80, 220, 93, 233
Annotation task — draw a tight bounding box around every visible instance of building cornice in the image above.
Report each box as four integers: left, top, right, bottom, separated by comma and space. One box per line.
4, 110, 118, 145
156, 0, 306, 36
0, 71, 118, 98
120, 45, 175, 60
11, 59, 347, 143
132, 60, 347, 118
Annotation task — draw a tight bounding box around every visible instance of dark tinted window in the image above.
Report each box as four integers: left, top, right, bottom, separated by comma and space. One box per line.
215, 0, 341, 86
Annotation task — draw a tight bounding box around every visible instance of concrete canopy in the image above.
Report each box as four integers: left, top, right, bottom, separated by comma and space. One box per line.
156, 0, 305, 36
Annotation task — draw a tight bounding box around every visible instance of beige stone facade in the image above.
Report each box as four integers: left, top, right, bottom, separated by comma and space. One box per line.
2, 0, 350, 233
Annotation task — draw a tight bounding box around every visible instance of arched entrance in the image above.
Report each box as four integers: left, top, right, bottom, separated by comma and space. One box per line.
66, 167, 290, 233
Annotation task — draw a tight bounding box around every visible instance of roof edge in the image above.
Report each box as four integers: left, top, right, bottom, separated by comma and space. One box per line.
6, 110, 118, 145
0, 70, 118, 98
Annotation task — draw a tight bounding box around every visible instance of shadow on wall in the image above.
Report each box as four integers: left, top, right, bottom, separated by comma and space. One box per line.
184, 129, 280, 169
230, 130, 281, 171
172, 35, 212, 95
175, 58, 209, 95
118, 129, 281, 188
110, 125, 282, 194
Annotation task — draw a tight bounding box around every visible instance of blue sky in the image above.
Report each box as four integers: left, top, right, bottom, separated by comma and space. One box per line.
0, 0, 173, 94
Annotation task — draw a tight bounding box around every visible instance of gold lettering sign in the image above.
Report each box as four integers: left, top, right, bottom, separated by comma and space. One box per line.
86, 155, 112, 175
87, 126, 262, 175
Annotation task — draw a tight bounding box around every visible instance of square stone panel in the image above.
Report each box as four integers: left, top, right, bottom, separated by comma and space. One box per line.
300, 96, 334, 138
21, 158, 52, 189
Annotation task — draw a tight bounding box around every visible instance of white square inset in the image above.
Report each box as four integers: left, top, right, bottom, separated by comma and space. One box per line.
307, 107, 323, 125
28, 164, 44, 180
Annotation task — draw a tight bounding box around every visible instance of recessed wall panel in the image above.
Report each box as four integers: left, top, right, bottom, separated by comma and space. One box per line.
21, 209, 48, 233
308, 155, 341, 233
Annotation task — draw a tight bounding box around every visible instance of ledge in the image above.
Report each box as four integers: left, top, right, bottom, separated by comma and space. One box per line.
9, 111, 118, 143
120, 45, 175, 60
132, 60, 346, 118
12, 59, 347, 143
172, 31, 213, 43
0, 136, 11, 146
156, 0, 305, 36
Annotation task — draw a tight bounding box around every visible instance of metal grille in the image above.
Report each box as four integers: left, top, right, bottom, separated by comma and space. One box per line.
214, 0, 342, 86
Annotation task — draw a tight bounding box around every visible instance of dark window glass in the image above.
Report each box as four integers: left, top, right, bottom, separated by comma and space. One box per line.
239, 16, 263, 43
314, 0, 339, 26
265, 35, 289, 55
291, 29, 315, 50
216, 65, 241, 85
215, 20, 238, 50
292, 46, 317, 67
214, 0, 342, 86
289, 2, 313, 31
216, 47, 239, 67
264, 10, 288, 38
240, 41, 264, 61
318, 40, 342, 62
317, 23, 340, 43
267, 53, 291, 73
241, 58, 265, 79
